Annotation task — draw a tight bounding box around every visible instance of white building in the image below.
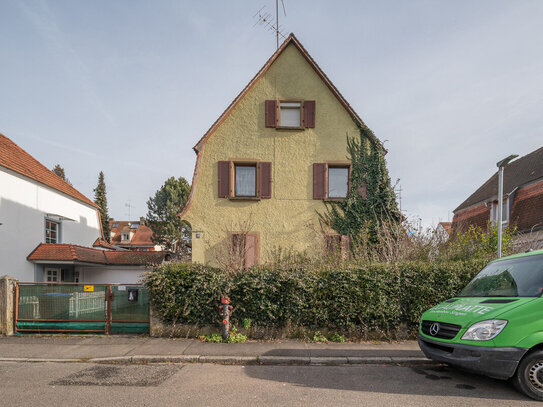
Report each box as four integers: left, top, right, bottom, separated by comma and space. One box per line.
0, 133, 166, 283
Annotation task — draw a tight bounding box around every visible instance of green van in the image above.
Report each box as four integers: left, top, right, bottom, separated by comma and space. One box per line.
418, 249, 543, 400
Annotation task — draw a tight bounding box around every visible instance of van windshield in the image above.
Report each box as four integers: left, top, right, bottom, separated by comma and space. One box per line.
459, 254, 543, 297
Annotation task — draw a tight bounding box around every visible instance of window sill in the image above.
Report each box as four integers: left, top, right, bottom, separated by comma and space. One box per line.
229, 197, 261, 201
324, 198, 347, 202
275, 126, 305, 131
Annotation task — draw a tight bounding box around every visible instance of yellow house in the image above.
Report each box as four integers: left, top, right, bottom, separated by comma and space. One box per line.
181, 33, 383, 267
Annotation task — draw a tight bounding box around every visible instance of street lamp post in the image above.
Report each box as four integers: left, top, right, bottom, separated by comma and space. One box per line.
496, 154, 518, 258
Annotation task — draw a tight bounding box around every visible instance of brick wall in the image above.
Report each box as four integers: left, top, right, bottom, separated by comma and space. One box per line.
510, 179, 543, 232
452, 203, 490, 232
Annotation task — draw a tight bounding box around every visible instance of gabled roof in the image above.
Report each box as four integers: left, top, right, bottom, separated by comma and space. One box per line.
27, 243, 168, 265
109, 220, 156, 247
92, 237, 117, 250
192, 33, 382, 153
455, 146, 543, 212
0, 132, 99, 209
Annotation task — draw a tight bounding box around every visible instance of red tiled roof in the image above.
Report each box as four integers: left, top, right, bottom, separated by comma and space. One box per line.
92, 238, 117, 250
109, 220, 155, 247
27, 243, 167, 265
0, 133, 99, 209
438, 222, 452, 234
130, 225, 154, 245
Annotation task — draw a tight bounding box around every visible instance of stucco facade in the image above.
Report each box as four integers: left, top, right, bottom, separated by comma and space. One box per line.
182, 35, 366, 266
0, 167, 102, 281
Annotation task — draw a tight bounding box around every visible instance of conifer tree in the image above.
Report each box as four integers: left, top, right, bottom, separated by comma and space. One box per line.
52, 164, 72, 185
320, 124, 401, 247
93, 171, 111, 242
146, 176, 191, 256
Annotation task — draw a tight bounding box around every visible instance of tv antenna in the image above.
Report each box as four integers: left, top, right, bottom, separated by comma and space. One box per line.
254, 0, 287, 49
125, 201, 134, 222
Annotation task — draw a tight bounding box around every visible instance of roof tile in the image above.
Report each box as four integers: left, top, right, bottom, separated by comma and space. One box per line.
0, 133, 99, 208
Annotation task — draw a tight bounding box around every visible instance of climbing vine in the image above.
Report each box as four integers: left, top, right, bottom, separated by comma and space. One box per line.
320, 124, 401, 247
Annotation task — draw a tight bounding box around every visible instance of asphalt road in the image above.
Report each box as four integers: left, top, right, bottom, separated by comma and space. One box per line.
0, 361, 538, 406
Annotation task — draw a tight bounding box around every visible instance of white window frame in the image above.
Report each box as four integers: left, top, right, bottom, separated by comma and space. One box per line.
44, 267, 60, 282
490, 198, 509, 226
45, 218, 61, 243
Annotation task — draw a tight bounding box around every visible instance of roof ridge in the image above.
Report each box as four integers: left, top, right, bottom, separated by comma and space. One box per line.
0, 132, 100, 209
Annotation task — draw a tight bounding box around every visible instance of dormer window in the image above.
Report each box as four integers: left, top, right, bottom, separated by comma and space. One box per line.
122, 232, 130, 241
490, 198, 509, 226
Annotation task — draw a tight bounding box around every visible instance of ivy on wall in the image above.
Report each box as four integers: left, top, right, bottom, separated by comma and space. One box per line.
320, 124, 401, 246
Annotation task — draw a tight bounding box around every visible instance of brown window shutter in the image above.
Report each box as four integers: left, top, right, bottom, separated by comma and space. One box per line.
340, 235, 351, 260
218, 161, 231, 198
303, 100, 316, 128
265, 100, 278, 127
357, 182, 367, 199
258, 162, 272, 199
313, 163, 327, 199
245, 233, 259, 268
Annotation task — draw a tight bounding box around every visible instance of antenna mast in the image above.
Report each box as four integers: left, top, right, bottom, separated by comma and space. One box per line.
125, 201, 134, 222
254, 1, 287, 49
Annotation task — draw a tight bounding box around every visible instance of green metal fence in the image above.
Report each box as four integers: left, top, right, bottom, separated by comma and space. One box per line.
16, 283, 149, 334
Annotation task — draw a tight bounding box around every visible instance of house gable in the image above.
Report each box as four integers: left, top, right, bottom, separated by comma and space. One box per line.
181, 34, 378, 265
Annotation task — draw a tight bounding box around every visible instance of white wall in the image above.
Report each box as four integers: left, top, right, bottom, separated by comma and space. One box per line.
78, 265, 149, 284
0, 168, 102, 281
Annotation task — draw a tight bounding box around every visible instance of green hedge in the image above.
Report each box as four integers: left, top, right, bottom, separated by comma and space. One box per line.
143, 259, 486, 334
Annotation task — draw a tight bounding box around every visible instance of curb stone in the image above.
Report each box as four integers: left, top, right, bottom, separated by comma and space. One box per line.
0, 356, 434, 366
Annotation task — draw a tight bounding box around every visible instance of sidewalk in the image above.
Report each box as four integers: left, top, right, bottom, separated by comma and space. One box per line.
0, 336, 432, 366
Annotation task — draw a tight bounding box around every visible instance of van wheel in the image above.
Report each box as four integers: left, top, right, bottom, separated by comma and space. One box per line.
513, 350, 543, 401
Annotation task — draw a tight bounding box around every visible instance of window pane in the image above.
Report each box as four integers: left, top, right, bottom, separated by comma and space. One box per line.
328, 167, 349, 198
235, 166, 256, 197
280, 104, 301, 127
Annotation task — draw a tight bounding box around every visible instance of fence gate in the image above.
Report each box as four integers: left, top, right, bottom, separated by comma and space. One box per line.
15, 283, 149, 334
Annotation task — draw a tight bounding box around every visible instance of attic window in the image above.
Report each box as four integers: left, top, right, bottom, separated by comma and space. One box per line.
122, 232, 130, 241
265, 100, 315, 128
279, 102, 302, 127
112, 222, 119, 228
130, 223, 139, 229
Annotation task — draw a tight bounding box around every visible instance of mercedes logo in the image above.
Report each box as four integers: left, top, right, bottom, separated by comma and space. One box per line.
429, 322, 440, 336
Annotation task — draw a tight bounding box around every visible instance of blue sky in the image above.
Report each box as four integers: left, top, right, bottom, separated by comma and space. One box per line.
1, 0, 542, 227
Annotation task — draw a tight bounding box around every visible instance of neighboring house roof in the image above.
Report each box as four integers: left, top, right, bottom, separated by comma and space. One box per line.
27, 243, 168, 265
455, 146, 543, 213
0, 132, 100, 209
109, 220, 156, 247
92, 238, 117, 250
438, 222, 452, 234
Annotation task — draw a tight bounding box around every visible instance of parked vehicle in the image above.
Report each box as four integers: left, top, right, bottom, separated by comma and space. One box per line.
418, 249, 543, 400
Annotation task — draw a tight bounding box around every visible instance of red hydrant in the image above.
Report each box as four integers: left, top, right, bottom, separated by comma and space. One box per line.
219, 296, 234, 340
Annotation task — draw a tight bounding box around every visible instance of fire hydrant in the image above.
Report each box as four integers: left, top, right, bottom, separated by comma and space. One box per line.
219, 296, 234, 340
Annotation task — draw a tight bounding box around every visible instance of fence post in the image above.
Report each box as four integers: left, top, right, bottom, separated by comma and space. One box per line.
0, 276, 18, 336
